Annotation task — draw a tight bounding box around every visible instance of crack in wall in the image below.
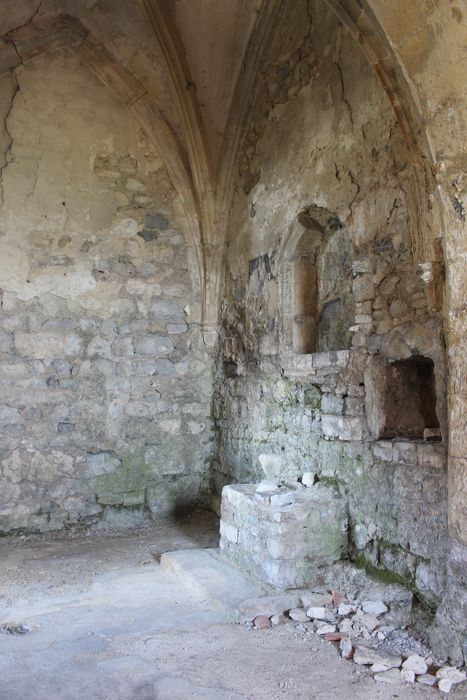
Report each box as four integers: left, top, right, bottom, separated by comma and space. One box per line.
7, 0, 44, 37
347, 169, 360, 220
0, 70, 20, 209
332, 27, 353, 129
334, 58, 353, 128
386, 197, 400, 226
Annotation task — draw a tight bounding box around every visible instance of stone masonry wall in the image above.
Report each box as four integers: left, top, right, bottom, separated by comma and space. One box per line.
0, 50, 213, 532
214, 0, 448, 606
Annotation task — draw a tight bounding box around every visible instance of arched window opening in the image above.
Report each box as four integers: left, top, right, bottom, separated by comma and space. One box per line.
282, 205, 354, 356
291, 214, 322, 353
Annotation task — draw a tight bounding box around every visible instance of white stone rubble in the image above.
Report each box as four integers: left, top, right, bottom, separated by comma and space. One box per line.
402, 654, 428, 675
301, 472, 315, 487
306, 606, 334, 621
374, 668, 402, 684
361, 600, 388, 616
417, 674, 437, 686
263, 586, 467, 695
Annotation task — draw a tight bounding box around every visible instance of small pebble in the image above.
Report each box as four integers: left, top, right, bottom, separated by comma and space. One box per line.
340, 637, 353, 659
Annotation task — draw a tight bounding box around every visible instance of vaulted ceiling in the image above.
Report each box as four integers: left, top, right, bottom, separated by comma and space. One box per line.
0, 0, 465, 328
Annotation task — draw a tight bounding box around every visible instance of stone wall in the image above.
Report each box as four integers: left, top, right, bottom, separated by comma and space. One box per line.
0, 50, 213, 532
214, 0, 448, 605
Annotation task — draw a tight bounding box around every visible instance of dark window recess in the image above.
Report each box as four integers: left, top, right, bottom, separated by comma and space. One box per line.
289, 207, 353, 354
293, 252, 318, 354
380, 356, 440, 440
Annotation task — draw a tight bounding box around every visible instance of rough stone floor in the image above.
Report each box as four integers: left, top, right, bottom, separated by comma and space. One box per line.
0, 512, 453, 699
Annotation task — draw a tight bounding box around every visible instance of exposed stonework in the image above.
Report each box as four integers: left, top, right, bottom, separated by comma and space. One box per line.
0, 50, 213, 531
214, 0, 449, 617
0, 0, 464, 670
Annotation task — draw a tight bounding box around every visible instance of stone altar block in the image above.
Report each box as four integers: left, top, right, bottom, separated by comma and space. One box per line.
219, 481, 348, 589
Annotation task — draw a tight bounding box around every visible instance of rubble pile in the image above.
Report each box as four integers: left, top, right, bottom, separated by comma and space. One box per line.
240, 586, 466, 694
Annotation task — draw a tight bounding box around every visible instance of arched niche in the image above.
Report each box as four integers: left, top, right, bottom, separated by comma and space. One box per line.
279, 205, 354, 359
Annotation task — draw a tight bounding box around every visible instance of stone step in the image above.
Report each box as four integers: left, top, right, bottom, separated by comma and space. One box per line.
160, 548, 267, 621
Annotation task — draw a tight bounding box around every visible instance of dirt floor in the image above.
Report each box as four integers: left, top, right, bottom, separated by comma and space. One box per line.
0, 512, 460, 699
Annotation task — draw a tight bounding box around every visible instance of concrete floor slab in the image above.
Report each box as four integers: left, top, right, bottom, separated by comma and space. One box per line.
0, 517, 451, 699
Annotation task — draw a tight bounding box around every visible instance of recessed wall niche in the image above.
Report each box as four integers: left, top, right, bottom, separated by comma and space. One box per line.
365, 356, 440, 440
280, 206, 354, 357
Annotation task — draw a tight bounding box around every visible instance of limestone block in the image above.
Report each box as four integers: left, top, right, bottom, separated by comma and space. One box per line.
312, 350, 350, 369
158, 419, 181, 434
372, 441, 393, 462
306, 606, 334, 621
393, 441, 417, 465
416, 674, 437, 686
15, 331, 82, 359
344, 397, 363, 416
134, 335, 173, 356
124, 401, 159, 417
86, 336, 112, 358
268, 491, 296, 507
417, 443, 446, 469
322, 415, 363, 440
149, 300, 185, 321
352, 275, 374, 302
86, 451, 122, 477
321, 394, 344, 414
321, 415, 341, 438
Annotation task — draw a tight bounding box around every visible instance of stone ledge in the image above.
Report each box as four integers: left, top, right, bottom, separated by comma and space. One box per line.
160, 548, 267, 621
281, 350, 351, 377
372, 440, 446, 468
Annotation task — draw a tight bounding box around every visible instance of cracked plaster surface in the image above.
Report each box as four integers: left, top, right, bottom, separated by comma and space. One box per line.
0, 48, 213, 532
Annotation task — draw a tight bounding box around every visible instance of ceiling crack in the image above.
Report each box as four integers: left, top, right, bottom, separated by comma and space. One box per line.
334, 45, 353, 128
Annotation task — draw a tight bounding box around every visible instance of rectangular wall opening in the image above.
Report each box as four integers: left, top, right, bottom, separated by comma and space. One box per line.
365, 356, 440, 440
